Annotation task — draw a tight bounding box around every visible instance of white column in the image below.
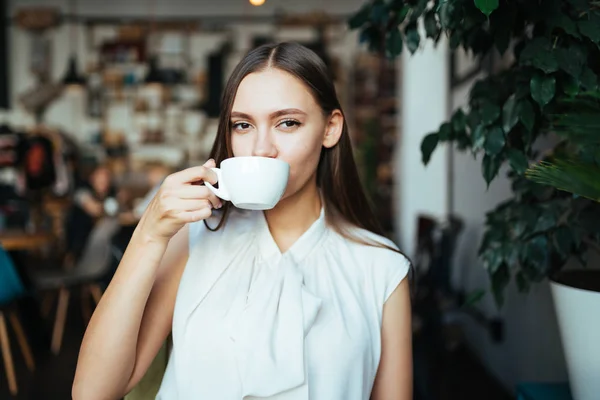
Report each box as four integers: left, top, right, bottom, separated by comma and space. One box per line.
395, 35, 449, 256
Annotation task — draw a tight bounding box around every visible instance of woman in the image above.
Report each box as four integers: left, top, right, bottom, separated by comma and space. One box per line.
64, 165, 117, 263
73, 42, 412, 400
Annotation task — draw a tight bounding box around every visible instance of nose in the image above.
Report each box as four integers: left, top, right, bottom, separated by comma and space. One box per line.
252, 130, 278, 158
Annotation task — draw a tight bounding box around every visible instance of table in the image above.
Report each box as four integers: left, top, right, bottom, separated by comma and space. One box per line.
0, 231, 54, 251
516, 382, 572, 400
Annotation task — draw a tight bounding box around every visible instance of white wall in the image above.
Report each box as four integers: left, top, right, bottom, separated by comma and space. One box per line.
396, 35, 449, 255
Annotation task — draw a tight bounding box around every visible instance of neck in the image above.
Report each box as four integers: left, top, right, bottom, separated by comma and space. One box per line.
264, 178, 322, 253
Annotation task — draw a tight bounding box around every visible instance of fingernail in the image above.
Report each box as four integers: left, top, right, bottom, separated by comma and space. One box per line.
217, 202, 222, 209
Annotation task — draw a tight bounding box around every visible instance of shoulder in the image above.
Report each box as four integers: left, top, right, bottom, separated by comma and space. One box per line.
341, 226, 409, 264
333, 227, 411, 303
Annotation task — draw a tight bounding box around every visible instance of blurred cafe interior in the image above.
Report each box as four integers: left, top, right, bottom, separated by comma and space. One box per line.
0, 0, 584, 399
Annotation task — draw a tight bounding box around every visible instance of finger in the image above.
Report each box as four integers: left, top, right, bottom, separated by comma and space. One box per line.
169, 161, 218, 185
163, 198, 213, 213
204, 158, 216, 169
167, 186, 222, 209
174, 185, 213, 199
180, 207, 213, 223
204, 190, 222, 209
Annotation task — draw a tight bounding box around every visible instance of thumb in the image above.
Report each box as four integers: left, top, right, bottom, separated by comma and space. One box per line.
203, 158, 216, 168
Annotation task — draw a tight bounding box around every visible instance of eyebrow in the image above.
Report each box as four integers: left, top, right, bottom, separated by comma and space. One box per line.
230, 108, 307, 120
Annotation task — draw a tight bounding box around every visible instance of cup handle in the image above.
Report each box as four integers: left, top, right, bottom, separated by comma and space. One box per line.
204, 167, 231, 201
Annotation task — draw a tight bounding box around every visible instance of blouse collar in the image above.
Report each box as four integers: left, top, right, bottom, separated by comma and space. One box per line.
256, 206, 327, 265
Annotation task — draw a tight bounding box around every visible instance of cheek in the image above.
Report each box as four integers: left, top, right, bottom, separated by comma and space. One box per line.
279, 135, 322, 180
230, 134, 254, 157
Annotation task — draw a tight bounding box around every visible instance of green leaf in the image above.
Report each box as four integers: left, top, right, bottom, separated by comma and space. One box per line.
507, 149, 529, 174
556, 45, 587, 78
484, 126, 505, 155
502, 242, 519, 267
502, 95, 519, 133
462, 289, 486, 307
452, 109, 467, 132
371, 0, 388, 24
526, 159, 600, 202
438, 122, 452, 140
474, 0, 499, 17
563, 75, 580, 97
480, 102, 501, 125
482, 247, 504, 274
421, 133, 439, 165
578, 11, 600, 43
533, 209, 557, 233
456, 131, 472, 150
524, 236, 548, 267
395, 5, 410, 24
409, 0, 429, 22
424, 10, 439, 39
581, 68, 599, 91
491, 263, 510, 308
530, 74, 556, 107
518, 99, 535, 132
483, 154, 502, 186
386, 28, 403, 57
548, 13, 580, 38
553, 226, 573, 258
472, 125, 486, 150
360, 25, 382, 52
438, 1, 454, 30
405, 22, 421, 54
519, 38, 559, 74
348, 4, 371, 29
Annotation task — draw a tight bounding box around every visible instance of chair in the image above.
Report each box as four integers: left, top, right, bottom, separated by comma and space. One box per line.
28, 217, 121, 355
0, 246, 36, 396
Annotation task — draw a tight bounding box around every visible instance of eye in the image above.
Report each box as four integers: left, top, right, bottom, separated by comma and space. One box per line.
232, 122, 252, 131
277, 119, 301, 130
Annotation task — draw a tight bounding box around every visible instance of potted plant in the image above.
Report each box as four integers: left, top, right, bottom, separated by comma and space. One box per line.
348, 1, 600, 399
525, 90, 600, 400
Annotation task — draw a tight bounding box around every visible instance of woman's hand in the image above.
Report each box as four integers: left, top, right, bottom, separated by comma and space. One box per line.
138, 159, 221, 242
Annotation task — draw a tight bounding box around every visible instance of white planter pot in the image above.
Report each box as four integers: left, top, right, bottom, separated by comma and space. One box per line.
550, 272, 600, 400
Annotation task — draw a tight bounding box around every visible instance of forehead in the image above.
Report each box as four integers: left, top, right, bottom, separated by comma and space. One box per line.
232, 68, 317, 113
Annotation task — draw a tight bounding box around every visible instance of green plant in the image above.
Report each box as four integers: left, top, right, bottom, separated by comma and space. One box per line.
526, 91, 600, 203
348, 0, 600, 306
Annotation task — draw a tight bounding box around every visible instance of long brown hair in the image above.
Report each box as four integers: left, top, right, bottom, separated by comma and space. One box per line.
205, 42, 402, 254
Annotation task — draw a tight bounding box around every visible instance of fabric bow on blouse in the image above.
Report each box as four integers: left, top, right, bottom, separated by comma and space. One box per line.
174, 209, 328, 399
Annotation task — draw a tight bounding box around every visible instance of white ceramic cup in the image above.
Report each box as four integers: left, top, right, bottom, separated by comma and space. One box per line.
204, 157, 290, 210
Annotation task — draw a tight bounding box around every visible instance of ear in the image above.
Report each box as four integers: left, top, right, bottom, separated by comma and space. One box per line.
322, 110, 344, 149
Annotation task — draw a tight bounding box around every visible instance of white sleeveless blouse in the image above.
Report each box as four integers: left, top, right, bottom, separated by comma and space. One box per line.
156, 207, 409, 400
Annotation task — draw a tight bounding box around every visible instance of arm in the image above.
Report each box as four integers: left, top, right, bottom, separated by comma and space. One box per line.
72, 161, 221, 400
72, 224, 186, 400
371, 279, 413, 400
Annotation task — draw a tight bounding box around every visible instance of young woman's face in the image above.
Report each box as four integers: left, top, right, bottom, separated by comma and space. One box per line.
230, 68, 339, 200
